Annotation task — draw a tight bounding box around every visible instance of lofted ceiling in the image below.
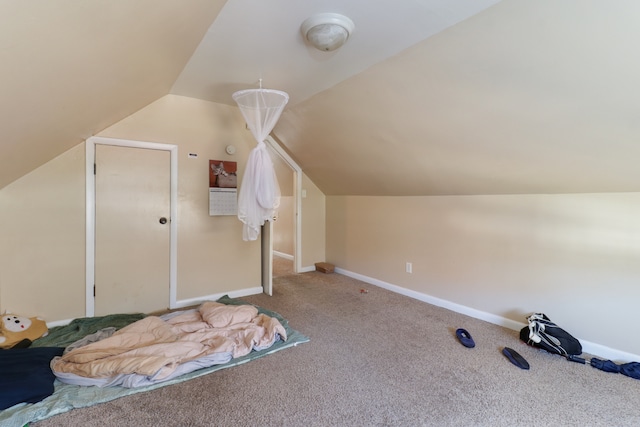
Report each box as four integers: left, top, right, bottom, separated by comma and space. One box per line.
2, 0, 640, 196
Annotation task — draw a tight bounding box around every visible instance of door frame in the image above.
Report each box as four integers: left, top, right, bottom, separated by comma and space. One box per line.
265, 135, 302, 274
85, 136, 178, 317
261, 220, 273, 296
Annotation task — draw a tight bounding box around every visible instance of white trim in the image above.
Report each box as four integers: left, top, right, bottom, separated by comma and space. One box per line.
85, 141, 96, 317
335, 267, 640, 362
174, 287, 263, 309
86, 136, 179, 317
47, 318, 75, 328
276, 254, 316, 272
273, 251, 293, 260
578, 340, 640, 364
262, 220, 273, 296
49, 286, 262, 328
265, 135, 302, 274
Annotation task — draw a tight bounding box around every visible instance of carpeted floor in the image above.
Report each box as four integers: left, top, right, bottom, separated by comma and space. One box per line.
32, 257, 640, 426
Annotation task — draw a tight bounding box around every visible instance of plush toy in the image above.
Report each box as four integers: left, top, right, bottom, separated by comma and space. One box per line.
0, 313, 49, 349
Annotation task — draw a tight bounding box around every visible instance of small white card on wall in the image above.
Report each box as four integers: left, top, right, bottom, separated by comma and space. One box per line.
209, 188, 237, 216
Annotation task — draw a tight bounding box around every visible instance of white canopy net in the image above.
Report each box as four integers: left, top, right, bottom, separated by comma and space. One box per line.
232, 88, 289, 241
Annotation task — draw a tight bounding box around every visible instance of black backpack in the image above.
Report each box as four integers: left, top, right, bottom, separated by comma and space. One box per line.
519, 313, 582, 357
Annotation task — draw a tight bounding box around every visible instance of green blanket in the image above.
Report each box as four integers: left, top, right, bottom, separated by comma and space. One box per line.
0, 296, 309, 426
31, 313, 146, 348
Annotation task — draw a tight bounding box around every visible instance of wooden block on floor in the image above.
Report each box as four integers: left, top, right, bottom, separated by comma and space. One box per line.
315, 262, 335, 274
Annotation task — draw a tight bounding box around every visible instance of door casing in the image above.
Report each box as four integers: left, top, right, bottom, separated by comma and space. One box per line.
261, 220, 273, 296
264, 136, 302, 276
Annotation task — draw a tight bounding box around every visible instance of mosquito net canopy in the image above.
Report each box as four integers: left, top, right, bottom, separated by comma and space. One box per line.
232, 88, 289, 241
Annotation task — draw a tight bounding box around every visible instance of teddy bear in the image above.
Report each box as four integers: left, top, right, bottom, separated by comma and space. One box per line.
0, 313, 49, 349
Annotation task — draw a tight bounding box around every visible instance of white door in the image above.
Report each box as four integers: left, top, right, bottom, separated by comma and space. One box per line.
94, 145, 171, 315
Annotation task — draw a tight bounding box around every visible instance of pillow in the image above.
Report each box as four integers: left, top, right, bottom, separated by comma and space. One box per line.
199, 302, 258, 328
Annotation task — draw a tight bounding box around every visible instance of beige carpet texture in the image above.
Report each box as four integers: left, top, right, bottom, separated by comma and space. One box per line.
33, 257, 640, 426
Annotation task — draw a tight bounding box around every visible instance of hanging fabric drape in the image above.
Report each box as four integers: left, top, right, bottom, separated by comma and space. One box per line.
232, 87, 289, 241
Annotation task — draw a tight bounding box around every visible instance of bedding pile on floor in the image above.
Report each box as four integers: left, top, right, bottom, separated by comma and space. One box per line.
0, 296, 309, 426
52, 301, 287, 388
32, 313, 146, 349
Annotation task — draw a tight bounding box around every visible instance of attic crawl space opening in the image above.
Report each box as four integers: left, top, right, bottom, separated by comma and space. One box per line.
232, 84, 289, 241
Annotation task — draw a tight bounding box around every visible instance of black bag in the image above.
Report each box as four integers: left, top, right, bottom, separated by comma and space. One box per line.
519, 313, 582, 357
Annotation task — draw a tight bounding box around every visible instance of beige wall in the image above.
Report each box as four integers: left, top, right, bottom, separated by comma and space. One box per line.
0, 95, 264, 322
301, 174, 325, 268
273, 196, 294, 256
326, 193, 640, 357
0, 145, 86, 320
272, 150, 294, 257
271, 174, 327, 269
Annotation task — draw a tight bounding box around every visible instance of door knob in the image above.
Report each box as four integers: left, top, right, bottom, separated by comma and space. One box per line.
159, 217, 168, 224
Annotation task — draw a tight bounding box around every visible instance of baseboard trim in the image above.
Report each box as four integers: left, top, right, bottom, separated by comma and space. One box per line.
335, 267, 640, 362
273, 251, 293, 260
272, 251, 315, 272
175, 287, 264, 309
47, 318, 75, 328
46, 287, 265, 329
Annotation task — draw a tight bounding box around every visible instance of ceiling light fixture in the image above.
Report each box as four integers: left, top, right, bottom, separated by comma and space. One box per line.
301, 13, 355, 52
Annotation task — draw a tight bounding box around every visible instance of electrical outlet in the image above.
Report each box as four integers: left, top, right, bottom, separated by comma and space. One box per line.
406, 262, 412, 274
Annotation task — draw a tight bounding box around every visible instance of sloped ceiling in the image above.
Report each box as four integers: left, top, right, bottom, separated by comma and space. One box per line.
274, 0, 640, 195
3, 0, 640, 196
0, 0, 226, 189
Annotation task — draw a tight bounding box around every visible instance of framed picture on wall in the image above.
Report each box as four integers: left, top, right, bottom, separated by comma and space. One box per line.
209, 160, 238, 216
209, 160, 237, 188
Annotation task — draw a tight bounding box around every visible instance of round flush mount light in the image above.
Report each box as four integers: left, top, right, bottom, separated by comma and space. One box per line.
301, 13, 355, 52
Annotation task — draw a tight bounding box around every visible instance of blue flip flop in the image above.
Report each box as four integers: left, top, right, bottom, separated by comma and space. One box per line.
502, 347, 530, 370
456, 328, 475, 348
